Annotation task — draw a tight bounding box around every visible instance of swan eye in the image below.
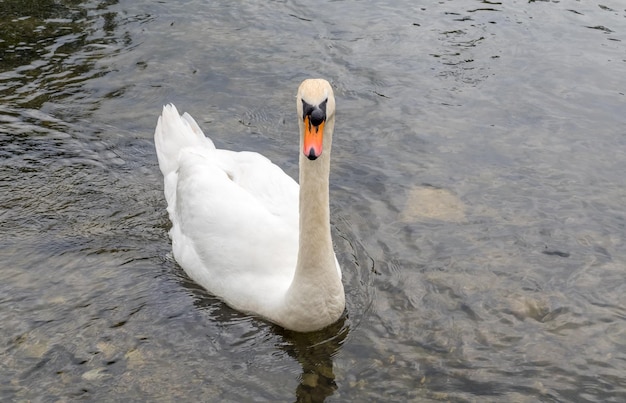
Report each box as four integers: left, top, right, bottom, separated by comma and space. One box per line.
302, 99, 327, 126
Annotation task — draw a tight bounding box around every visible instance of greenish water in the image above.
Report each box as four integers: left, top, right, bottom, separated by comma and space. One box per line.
1, 0, 625, 401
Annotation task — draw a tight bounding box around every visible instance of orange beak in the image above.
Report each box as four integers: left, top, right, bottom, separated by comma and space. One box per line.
303, 116, 325, 160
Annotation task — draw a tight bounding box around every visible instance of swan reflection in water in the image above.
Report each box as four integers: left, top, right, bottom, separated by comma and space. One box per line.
279, 318, 349, 402
187, 281, 349, 403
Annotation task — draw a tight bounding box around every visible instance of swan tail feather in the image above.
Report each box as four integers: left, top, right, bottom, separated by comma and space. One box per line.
154, 104, 215, 177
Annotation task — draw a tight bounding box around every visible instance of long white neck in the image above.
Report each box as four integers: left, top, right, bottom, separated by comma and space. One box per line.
281, 118, 345, 332
296, 146, 335, 277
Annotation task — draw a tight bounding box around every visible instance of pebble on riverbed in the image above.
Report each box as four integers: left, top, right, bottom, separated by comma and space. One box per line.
400, 186, 466, 222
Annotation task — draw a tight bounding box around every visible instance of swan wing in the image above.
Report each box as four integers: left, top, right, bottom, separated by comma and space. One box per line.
155, 105, 299, 305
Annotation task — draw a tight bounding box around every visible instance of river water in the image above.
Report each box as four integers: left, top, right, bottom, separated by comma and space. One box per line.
1, 0, 625, 401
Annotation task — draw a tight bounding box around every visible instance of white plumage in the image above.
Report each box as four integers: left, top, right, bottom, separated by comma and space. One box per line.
154, 79, 345, 332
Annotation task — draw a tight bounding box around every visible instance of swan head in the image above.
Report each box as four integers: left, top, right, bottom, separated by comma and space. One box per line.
296, 79, 336, 161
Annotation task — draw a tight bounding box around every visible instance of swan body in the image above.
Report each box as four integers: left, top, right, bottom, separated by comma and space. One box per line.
154, 79, 345, 332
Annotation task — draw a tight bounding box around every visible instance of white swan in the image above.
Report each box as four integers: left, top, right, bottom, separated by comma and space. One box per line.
154, 79, 345, 332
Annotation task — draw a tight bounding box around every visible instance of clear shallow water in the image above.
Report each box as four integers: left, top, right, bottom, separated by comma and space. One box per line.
1, 0, 625, 401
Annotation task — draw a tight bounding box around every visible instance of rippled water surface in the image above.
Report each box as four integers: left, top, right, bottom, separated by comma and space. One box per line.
2, 0, 626, 401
